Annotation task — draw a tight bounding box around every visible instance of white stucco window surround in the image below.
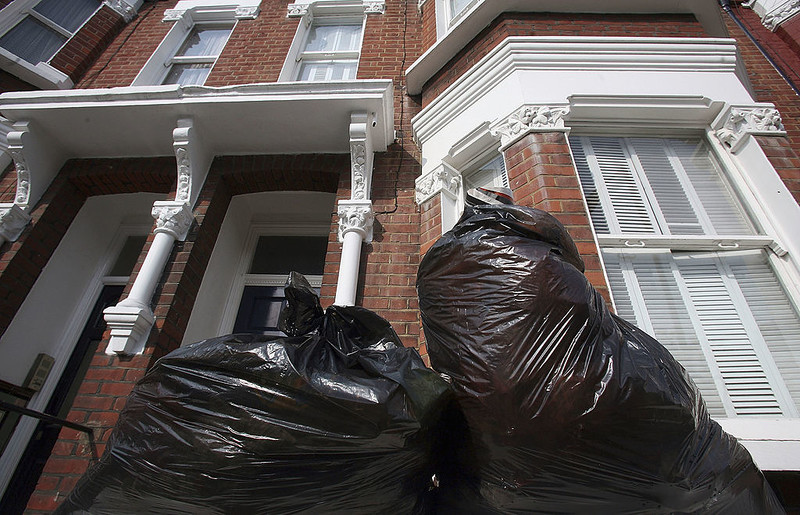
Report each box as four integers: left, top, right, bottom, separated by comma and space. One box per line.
279, 1, 385, 83
744, 0, 800, 30
131, 0, 260, 86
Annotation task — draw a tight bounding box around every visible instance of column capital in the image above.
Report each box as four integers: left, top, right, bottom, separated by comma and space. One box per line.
152, 201, 194, 241
338, 200, 374, 243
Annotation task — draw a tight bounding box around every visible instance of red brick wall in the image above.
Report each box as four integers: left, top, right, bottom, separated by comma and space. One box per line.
420, 0, 437, 53
50, 5, 127, 84
723, 5, 800, 202
504, 132, 610, 304
776, 14, 800, 58
78, 0, 176, 88
422, 13, 708, 106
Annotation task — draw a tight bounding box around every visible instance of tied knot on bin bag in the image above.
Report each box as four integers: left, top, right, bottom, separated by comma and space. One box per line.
57, 272, 452, 515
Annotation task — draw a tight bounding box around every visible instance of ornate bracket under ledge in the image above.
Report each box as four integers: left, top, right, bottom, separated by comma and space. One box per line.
752, 0, 800, 30
349, 111, 374, 201
172, 118, 211, 207
338, 200, 374, 243
415, 162, 461, 205
0, 203, 31, 244
152, 201, 194, 241
103, 0, 137, 22
714, 105, 786, 153
7, 123, 30, 207
490, 105, 570, 150
287, 0, 385, 17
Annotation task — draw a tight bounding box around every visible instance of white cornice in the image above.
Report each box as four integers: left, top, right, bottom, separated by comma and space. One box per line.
0, 81, 394, 157
412, 37, 740, 146
405, 0, 727, 95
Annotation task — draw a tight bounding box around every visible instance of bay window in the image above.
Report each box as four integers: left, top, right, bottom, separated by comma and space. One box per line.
571, 135, 800, 419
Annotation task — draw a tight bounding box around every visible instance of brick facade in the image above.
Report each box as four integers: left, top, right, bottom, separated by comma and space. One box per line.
2, 0, 800, 511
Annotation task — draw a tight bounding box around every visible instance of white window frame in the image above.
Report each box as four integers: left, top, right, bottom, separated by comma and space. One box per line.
279, 3, 367, 82
433, 0, 482, 39
0, 0, 103, 89
571, 131, 800, 421
131, 3, 257, 86
219, 224, 328, 335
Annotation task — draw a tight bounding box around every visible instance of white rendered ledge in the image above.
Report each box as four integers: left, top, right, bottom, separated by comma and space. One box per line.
0, 81, 394, 158
0, 49, 73, 91
406, 0, 727, 95
412, 37, 741, 148
718, 418, 800, 470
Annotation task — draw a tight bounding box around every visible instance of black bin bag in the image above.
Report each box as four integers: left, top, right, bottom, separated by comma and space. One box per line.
417, 204, 783, 514
58, 272, 451, 514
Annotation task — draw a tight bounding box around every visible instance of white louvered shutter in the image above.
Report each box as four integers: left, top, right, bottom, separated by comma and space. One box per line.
464, 154, 509, 191
571, 136, 658, 234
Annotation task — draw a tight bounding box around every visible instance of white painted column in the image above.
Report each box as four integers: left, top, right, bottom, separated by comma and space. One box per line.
333, 112, 375, 306
335, 200, 373, 306
104, 201, 193, 354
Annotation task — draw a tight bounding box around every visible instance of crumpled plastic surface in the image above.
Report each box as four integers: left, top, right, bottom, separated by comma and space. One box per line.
417, 204, 784, 514
57, 272, 451, 515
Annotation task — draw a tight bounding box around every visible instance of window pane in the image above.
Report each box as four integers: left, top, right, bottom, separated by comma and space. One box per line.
450, 0, 473, 19
464, 154, 508, 191
163, 64, 212, 86
297, 60, 358, 81
305, 24, 362, 52
33, 0, 100, 33
0, 17, 66, 64
249, 236, 328, 275
108, 236, 147, 277
176, 26, 232, 58
233, 286, 285, 334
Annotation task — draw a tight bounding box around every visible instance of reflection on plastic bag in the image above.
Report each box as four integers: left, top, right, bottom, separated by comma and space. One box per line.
418, 204, 783, 514
58, 272, 451, 515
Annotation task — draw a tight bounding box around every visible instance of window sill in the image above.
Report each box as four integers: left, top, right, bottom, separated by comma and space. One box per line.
0, 48, 72, 90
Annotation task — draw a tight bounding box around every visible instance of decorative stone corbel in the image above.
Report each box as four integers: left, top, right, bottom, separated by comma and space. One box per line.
415, 162, 461, 205
714, 105, 786, 153
7, 123, 31, 207
103, 0, 138, 22
104, 201, 193, 355
172, 118, 211, 207
363, 1, 386, 14
287, 3, 309, 17
763, 0, 800, 30
162, 8, 184, 21
0, 204, 31, 245
235, 5, 260, 19
490, 105, 570, 149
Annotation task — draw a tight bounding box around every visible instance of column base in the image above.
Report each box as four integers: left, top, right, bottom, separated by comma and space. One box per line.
103, 302, 154, 355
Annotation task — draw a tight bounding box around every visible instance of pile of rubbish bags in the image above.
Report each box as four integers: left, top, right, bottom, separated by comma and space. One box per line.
417, 204, 782, 513
59, 204, 782, 514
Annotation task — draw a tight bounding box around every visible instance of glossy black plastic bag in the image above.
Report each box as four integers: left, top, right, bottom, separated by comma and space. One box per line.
58, 272, 451, 514
417, 204, 783, 514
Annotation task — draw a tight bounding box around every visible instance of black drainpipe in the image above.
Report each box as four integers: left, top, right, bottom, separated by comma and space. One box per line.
719, 0, 800, 97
